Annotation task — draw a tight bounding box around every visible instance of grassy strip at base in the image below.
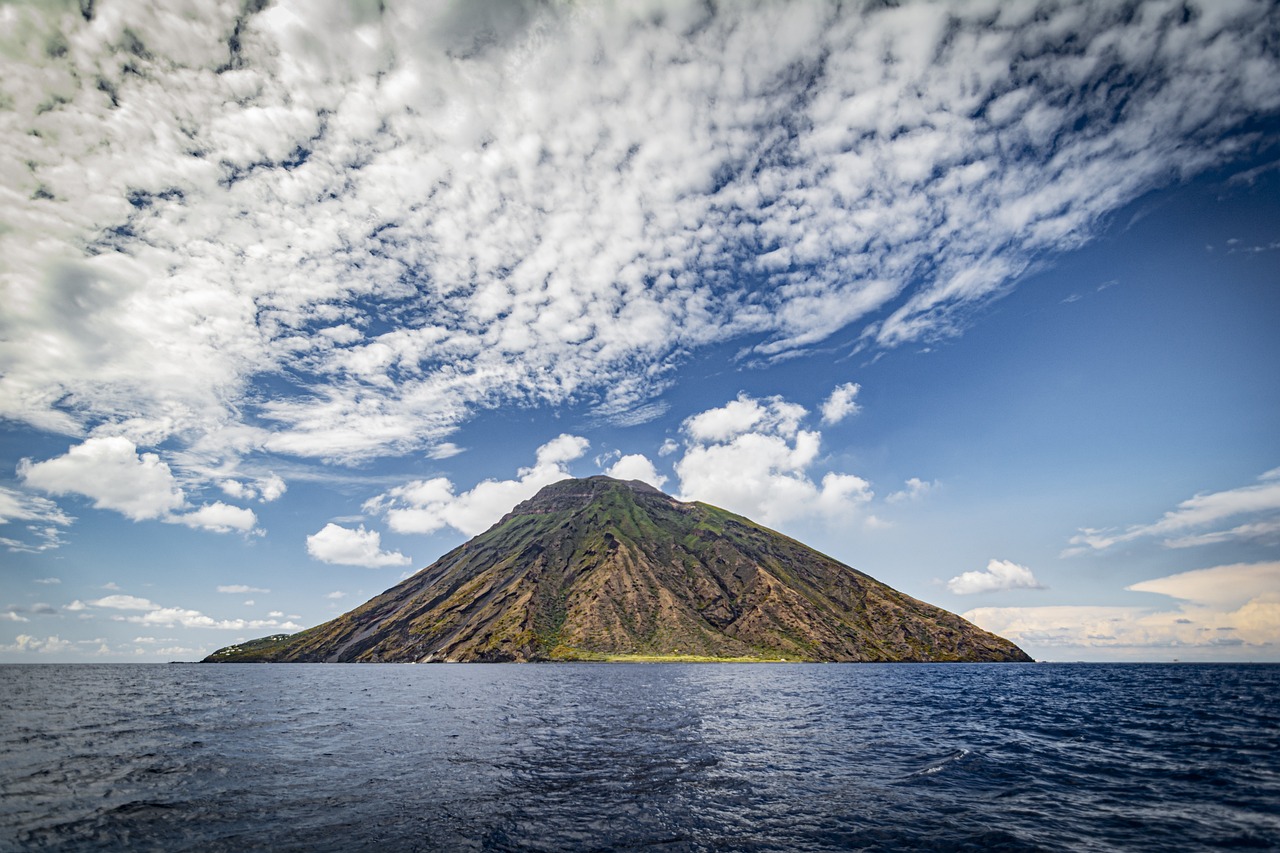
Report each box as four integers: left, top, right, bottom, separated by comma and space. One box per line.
592, 652, 797, 663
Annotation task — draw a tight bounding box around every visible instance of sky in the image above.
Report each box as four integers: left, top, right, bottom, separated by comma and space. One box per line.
2, 0, 1278, 663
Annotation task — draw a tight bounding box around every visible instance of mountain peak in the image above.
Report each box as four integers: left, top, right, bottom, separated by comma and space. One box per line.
503, 476, 669, 521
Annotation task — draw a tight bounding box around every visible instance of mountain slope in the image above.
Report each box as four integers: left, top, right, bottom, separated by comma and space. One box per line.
206, 477, 1031, 663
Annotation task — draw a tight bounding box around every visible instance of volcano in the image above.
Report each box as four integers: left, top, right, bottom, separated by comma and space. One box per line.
205, 476, 1031, 663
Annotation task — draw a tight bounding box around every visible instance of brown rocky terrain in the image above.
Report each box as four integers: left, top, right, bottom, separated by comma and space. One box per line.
205, 476, 1032, 663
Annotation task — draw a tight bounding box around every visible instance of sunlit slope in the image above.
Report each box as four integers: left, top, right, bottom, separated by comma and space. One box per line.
206, 477, 1031, 662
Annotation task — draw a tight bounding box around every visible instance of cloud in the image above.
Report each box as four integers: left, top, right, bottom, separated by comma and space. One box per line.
306, 523, 411, 568
947, 559, 1045, 595
19, 437, 261, 535
90, 594, 160, 611
218, 585, 270, 594
220, 473, 287, 503
604, 454, 667, 490
0, 481, 72, 553
0, 487, 73, 526
1066, 470, 1280, 554
673, 393, 872, 526
2, 0, 1275, 474
0, 635, 74, 655
34, 577, 61, 585
684, 394, 807, 444
325, 591, 347, 600
886, 477, 937, 504
173, 501, 259, 534
1126, 562, 1280, 610
965, 561, 1280, 653
85, 592, 301, 630
820, 383, 861, 425
4, 605, 53, 622
367, 434, 589, 537
19, 437, 185, 521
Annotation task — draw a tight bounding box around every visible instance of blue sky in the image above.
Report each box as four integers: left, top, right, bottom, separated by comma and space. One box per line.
2, 0, 1278, 662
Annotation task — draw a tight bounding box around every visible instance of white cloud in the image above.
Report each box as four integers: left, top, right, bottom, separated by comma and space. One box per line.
947, 559, 1045, 595
1, 635, 73, 655
658, 439, 679, 457
325, 591, 347, 600
820, 382, 861, 425
0, 487, 73, 539
218, 585, 270, 594
1126, 561, 1280, 610
604, 454, 667, 490
0, 484, 72, 525
90, 594, 160, 611
306, 523, 411, 568
85, 592, 301, 631
18, 437, 261, 535
367, 434, 589, 537
2, 0, 1273, 472
257, 474, 287, 502
1066, 470, 1280, 554
966, 561, 1280, 654
673, 393, 872, 526
219, 473, 286, 503
3, 611, 29, 623
174, 502, 259, 534
123, 607, 301, 631
684, 394, 807, 443
34, 577, 61, 585
427, 443, 464, 460
887, 477, 937, 504
19, 437, 184, 521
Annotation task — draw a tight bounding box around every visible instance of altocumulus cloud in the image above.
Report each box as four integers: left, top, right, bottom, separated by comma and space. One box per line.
2, 0, 1277, 513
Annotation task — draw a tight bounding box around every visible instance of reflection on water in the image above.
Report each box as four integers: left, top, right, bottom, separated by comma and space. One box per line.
3, 663, 1279, 851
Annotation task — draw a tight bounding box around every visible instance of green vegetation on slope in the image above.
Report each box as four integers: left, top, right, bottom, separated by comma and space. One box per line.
205, 477, 1032, 664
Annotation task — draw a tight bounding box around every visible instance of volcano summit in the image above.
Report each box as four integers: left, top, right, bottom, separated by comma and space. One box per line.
206, 477, 1031, 663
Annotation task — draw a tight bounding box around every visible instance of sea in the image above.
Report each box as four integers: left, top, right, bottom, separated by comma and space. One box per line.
2, 663, 1278, 852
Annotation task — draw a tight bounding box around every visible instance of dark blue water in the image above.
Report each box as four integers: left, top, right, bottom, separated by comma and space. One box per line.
2, 663, 1278, 851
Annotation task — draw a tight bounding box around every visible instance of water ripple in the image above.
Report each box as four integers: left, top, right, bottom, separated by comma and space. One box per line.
2, 663, 1278, 851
